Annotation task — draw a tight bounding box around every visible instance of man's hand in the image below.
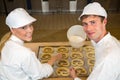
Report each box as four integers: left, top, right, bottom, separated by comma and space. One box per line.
70, 67, 77, 78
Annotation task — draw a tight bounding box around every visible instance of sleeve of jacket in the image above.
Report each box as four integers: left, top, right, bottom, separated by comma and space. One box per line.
74, 77, 81, 80
88, 51, 120, 80
21, 50, 53, 80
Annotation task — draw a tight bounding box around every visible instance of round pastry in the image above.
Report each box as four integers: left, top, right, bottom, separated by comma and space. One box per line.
71, 48, 79, 52
57, 59, 70, 67
40, 53, 52, 60
61, 53, 69, 59
74, 67, 87, 76
42, 47, 54, 53
84, 46, 94, 52
79, 47, 83, 52
87, 59, 95, 66
86, 52, 95, 59
70, 52, 83, 59
71, 59, 84, 67
56, 67, 69, 76
57, 47, 68, 53
89, 66, 94, 73
40, 59, 48, 63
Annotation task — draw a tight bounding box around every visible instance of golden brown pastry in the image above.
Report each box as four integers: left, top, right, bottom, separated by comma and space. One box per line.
71, 59, 84, 67
87, 59, 95, 66
56, 67, 69, 76
70, 52, 83, 59
79, 47, 83, 52
84, 45, 94, 52
57, 47, 68, 53
86, 52, 95, 59
61, 53, 69, 59
71, 48, 79, 52
89, 66, 94, 73
40, 59, 48, 63
42, 47, 54, 53
74, 67, 87, 76
57, 59, 70, 67
40, 53, 52, 60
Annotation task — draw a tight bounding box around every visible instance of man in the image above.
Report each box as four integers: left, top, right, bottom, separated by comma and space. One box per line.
70, 2, 120, 80
0, 8, 62, 80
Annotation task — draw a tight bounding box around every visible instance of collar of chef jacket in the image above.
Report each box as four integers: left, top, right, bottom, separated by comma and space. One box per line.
91, 32, 111, 47
9, 35, 24, 46
90, 32, 112, 66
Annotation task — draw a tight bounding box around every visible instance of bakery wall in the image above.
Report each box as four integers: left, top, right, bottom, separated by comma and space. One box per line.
0, 0, 119, 14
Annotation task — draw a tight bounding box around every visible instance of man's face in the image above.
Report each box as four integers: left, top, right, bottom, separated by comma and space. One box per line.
11, 23, 34, 41
81, 16, 107, 42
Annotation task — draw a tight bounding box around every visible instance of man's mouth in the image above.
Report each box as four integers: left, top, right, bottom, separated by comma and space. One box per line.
87, 32, 94, 36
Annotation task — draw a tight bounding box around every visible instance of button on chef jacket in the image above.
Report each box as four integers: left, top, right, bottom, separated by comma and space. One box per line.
74, 32, 120, 80
0, 35, 53, 80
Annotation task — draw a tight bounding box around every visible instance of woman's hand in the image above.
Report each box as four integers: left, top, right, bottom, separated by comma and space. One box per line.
48, 53, 62, 65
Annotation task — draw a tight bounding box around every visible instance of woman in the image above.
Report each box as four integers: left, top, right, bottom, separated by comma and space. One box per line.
0, 8, 62, 80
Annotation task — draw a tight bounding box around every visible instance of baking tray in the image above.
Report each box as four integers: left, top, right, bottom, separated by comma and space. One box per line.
38, 44, 95, 78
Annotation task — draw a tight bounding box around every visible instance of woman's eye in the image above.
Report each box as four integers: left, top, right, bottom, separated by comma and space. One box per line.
20, 26, 27, 30
21, 27, 26, 29
29, 24, 33, 27
19, 24, 33, 30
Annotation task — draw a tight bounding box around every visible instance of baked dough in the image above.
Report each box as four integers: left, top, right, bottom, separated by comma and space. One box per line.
71, 48, 79, 52
40, 53, 51, 60
86, 52, 95, 59
79, 47, 83, 52
71, 47, 83, 52
56, 67, 69, 76
89, 66, 94, 73
61, 53, 69, 59
70, 52, 83, 59
57, 59, 70, 67
84, 45, 94, 52
42, 47, 54, 53
57, 47, 68, 53
71, 59, 84, 67
40, 59, 48, 63
87, 59, 95, 66
74, 67, 87, 76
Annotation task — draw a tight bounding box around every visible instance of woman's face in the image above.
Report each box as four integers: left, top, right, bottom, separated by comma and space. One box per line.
11, 23, 34, 41
82, 16, 107, 42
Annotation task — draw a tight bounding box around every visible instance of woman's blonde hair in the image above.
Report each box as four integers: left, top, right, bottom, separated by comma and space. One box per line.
0, 32, 11, 59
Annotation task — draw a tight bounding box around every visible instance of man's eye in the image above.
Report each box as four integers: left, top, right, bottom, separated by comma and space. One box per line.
91, 21, 95, 25
82, 23, 87, 27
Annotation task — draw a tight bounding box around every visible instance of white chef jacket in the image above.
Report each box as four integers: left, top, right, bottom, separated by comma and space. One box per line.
74, 32, 120, 80
0, 35, 53, 80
